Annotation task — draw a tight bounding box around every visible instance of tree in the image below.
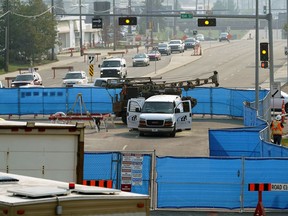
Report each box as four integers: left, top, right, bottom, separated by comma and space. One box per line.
212, 0, 239, 15
5, 0, 57, 64
284, 23, 288, 35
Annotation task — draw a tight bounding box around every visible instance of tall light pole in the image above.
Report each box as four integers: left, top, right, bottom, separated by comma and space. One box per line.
4, 0, 9, 72
79, 0, 83, 56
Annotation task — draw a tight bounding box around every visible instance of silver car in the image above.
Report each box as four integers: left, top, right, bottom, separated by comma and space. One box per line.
132, 53, 150, 67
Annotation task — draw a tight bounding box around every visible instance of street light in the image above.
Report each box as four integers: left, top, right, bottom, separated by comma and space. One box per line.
79, 0, 83, 56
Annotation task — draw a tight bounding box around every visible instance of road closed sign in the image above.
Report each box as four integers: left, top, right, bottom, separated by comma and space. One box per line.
271, 183, 288, 191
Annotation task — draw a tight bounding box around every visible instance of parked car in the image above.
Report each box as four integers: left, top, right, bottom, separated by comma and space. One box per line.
132, 53, 150, 67
219, 32, 230, 42
157, 43, 171, 55
196, 34, 205, 41
0, 81, 4, 88
62, 71, 88, 87
168, 40, 185, 53
184, 37, 200, 50
147, 50, 161, 61
271, 91, 288, 112
11, 72, 43, 88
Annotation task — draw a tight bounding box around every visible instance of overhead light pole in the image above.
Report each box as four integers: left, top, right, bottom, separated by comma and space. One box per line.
4, 0, 9, 72
79, 0, 83, 56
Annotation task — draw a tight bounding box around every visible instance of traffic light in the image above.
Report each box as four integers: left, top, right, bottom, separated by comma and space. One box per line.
260, 42, 269, 61
261, 61, 269, 69
118, 17, 137, 25
197, 18, 216, 27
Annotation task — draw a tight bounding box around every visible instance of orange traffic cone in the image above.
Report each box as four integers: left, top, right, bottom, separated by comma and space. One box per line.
281, 100, 286, 123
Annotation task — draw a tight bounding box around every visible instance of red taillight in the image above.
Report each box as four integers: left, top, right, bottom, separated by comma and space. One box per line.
69, 182, 75, 189
137, 203, 145, 208
17, 209, 25, 215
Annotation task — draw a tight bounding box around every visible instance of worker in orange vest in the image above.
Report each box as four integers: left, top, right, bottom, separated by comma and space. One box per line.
270, 115, 284, 145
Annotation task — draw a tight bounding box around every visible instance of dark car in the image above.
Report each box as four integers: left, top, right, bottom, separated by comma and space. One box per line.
184, 37, 200, 50
219, 32, 230, 42
147, 50, 161, 61
157, 43, 171, 55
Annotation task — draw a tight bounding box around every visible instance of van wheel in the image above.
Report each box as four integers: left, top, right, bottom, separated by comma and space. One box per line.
285, 103, 288, 113
170, 127, 176, 137
121, 113, 127, 125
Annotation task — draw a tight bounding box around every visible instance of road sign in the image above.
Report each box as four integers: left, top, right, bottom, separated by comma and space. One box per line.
89, 64, 94, 77
180, 13, 193, 19
271, 82, 281, 98
88, 55, 95, 65
285, 47, 288, 56
271, 183, 288, 191
92, 18, 102, 29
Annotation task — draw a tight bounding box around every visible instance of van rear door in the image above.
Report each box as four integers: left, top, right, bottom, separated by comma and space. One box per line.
175, 100, 192, 130
127, 98, 145, 129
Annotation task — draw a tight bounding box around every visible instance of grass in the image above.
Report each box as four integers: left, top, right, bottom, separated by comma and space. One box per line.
0, 59, 57, 74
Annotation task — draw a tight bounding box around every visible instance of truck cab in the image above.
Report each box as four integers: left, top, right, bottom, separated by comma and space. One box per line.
127, 95, 192, 137
98, 58, 127, 78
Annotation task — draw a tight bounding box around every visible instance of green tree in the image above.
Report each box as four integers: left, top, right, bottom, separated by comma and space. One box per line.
5, 0, 57, 64
284, 23, 288, 35
212, 0, 239, 15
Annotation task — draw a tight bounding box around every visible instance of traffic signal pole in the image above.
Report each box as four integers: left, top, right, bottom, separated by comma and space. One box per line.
268, 0, 274, 88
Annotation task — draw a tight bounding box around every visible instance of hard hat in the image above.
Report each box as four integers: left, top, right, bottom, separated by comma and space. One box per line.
276, 115, 281, 121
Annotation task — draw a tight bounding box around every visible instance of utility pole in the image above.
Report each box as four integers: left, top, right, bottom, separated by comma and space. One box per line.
51, 0, 55, 60
79, 0, 83, 56
4, 0, 9, 72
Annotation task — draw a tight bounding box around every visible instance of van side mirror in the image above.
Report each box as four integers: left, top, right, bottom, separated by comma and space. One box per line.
123, 64, 126, 67
98, 64, 101, 68
135, 107, 141, 112
175, 108, 180, 113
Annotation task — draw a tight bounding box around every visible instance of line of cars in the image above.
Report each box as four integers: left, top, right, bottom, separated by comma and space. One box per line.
132, 38, 200, 68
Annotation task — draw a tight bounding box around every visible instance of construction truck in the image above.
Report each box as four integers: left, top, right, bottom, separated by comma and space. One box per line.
105, 71, 219, 124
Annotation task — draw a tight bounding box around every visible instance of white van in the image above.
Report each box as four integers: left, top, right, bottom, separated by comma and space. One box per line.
127, 95, 192, 137
98, 58, 127, 78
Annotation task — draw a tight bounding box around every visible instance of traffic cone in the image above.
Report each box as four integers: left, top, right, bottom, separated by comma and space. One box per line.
281, 100, 286, 123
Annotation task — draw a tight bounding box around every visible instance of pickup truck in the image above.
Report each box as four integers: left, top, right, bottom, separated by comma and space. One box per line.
168, 40, 185, 53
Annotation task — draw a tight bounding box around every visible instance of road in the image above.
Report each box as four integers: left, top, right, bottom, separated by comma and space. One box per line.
3, 39, 284, 89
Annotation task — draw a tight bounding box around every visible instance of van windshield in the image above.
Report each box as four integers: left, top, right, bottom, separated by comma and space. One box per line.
141, 102, 174, 114
102, 61, 121, 67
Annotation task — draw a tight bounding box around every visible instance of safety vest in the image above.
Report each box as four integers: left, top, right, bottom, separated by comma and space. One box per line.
271, 120, 283, 135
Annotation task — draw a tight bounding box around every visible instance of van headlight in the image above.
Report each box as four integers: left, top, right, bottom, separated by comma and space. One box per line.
164, 118, 173, 127
139, 118, 146, 126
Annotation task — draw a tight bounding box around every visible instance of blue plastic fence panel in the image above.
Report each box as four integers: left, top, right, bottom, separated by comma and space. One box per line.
42, 88, 67, 114
156, 157, 242, 209
19, 88, 45, 114
66, 88, 119, 114
244, 158, 288, 209
209, 128, 263, 157
128, 154, 152, 195
262, 141, 288, 157
83, 152, 151, 195
0, 88, 19, 114
84, 152, 116, 180
185, 87, 212, 114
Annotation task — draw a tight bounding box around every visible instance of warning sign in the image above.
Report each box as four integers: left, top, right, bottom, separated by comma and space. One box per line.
271, 183, 288, 191
89, 64, 94, 77
121, 153, 144, 191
